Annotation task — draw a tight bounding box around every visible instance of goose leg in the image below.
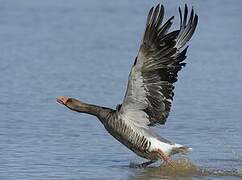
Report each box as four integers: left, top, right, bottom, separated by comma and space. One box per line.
156, 149, 174, 168
129, 160, 156, 168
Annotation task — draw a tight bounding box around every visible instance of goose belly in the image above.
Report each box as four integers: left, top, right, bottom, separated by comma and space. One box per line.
104, 119, 157, 160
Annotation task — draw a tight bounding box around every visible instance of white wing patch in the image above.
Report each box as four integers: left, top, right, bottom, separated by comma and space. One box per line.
119, 109, 150, 129
120, 67, 153, 128
124, 67, 147, 109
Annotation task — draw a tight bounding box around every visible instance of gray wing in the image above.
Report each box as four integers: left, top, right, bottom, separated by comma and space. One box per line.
119, 4, 198, 127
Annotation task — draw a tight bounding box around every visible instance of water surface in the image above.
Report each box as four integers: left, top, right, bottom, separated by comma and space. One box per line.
0, 0, 242, 179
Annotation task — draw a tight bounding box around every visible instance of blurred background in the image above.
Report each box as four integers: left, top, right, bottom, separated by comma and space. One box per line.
0, 0, 242, 179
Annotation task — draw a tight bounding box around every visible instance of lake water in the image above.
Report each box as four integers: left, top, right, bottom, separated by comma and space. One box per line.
0, 0, 242, 179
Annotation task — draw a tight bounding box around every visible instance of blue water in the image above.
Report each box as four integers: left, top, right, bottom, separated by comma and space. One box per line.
0, 0, 242, 179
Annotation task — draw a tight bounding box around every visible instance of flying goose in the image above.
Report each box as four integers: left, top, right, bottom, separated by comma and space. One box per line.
57, 4, 198, 168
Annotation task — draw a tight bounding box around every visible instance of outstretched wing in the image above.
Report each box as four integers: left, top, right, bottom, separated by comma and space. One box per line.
119, 4, 198, 127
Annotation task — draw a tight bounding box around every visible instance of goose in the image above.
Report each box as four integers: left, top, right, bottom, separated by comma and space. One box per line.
57, 4, 198, 168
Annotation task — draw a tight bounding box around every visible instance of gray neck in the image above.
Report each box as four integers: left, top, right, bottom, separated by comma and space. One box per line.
66, 100, 114, 123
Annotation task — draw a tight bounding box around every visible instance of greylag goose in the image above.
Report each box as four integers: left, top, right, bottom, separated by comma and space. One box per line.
57, 4, 198, 168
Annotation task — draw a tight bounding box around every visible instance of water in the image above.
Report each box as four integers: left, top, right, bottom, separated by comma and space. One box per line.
0, 0, 242, 179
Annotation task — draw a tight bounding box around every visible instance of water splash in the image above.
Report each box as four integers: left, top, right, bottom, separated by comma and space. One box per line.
160, 158, 242, 177
129, 158, 242, 179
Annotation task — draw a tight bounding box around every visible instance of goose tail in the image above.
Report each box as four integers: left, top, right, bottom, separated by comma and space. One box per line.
171, 144, 193, 155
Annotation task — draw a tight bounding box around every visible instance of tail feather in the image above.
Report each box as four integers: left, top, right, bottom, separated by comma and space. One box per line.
171, 144, 192, 155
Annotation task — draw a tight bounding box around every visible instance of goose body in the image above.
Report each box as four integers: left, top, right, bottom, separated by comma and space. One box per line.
104, 111, 182, 160
57, 4, 198, 167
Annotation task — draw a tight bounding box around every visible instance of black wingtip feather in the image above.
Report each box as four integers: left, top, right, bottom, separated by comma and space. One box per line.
155, 5, 165, 28
146, 7, 154, 26
177, 46, 189, 63
176, 5, 198, 48
179, 7, 182, 29
183, 4, 188, 28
